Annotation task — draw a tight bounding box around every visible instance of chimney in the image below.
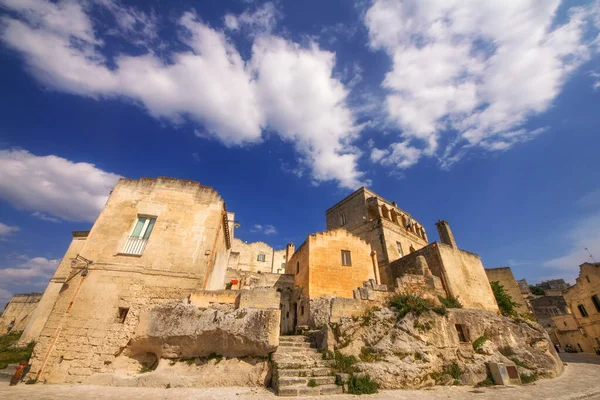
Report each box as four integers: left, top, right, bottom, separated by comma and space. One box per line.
436, 220, 457, 248
285, 243, 295, 262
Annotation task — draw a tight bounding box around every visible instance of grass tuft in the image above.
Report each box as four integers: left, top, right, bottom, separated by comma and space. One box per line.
438, 295, 463, 309
307, 378, 319, 387
347, 374, 378, 395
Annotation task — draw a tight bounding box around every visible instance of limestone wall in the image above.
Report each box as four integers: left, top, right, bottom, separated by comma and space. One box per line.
77, 177, 230, 286
561, 262, 600, 352
0, 293, 42, 333
287, 229, 375, 300
485, 267, 530, 312
189, 290, 240, 308
388, 243, 498, 312
225, 268, 294, 291
436, 244, 498, 312
229, 238, 284, 274
530, 295, 569, 333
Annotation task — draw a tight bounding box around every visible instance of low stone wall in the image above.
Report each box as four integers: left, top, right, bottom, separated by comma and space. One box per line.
189, 290, 240, 308
126, 303, 280, 359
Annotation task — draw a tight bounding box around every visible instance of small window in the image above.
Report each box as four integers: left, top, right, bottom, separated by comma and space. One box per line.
257, 254, 266, 262
586, 275, 590, 283
122, 216, 156, 255
341, 250, 352, 266
281, 262, 286, 269
340, 213, 347, 226
117, 307, 129, 323
409, 245, 416, 254
396, 242, 403, 257
301, 305, 305, 315
578, 304, 589, 318
592, 295, 600, 313
563, 321, 567, 327
296, 262, 300, 274
455, 324, 469, 342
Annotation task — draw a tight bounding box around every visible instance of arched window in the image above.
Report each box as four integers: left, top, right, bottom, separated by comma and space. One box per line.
381, 205, 390, 220
390, 209, 399, 224
409, 245, 415, 253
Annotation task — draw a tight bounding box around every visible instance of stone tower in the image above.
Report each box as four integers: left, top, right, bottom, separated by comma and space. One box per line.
436, 220, 457, 248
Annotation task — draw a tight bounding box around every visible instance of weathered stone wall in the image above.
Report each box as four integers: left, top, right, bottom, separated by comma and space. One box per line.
126, 303, 280, 359
325, 188, 428, 270
76, 177, 230, 287
389, 243, 498, 312
25, 177, 234, 384
0, 293, 42, 333
485, 267, 530, 312
28, 268, 204, 384
229, 238, 282, 274
436, 243, 498, 312
272, 249, 286, 274
189, 290, 240, 308
288, 229, 375, 299
18, 232, 89, 345
225, 268, 293, 290
561, 262, 600, 353
530, 295, 568, 333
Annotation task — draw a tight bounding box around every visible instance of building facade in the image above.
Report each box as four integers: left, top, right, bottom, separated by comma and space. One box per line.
228, 238, 286, 274
0, 293, 42, 334
553, 263, 600, 353
485, 267, 531, 314
26, 177, 234, 383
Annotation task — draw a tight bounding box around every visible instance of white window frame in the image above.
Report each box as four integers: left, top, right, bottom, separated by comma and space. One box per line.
257, 253, 266, 262
121, 215, 156, 255
341, 250, 352, 266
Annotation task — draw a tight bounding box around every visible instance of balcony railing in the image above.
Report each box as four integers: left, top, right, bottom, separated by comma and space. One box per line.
122, 236, 148, 256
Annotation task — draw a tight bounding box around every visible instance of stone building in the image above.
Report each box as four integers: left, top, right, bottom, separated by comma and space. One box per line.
25, 177, 235, 383
20, 179, 504, 386
228, 238, 286, 274
552, 262, 600, 353
0, 293, 42, 334
485, 267, 531, 314
325, 187, 429, 285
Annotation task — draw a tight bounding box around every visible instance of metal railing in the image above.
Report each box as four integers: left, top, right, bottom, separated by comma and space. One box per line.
122, 236, 148, 255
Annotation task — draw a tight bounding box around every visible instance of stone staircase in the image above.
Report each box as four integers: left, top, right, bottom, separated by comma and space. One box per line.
273, 335, 342, 396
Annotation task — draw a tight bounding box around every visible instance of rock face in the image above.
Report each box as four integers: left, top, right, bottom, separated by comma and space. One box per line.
85, 357, 271, 388
321, 307, 563, 389
125, 303, 280, 359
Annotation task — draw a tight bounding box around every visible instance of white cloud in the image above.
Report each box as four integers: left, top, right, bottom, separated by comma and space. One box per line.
0, 149, 121, 222
543, 212, 600, 275
0, 256, 59, 282
365, 0, 599, 170
249, 223, 277, 235
224, 2, 277, 35
263, 224, 277, 235
251, 36, 364, 188
1, 0, 363, 189
97, 0, 158, 48
0, 222, 19, 237
31, 212, 61, 223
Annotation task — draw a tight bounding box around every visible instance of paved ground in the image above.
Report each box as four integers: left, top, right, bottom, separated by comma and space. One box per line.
1, 353, 600, 399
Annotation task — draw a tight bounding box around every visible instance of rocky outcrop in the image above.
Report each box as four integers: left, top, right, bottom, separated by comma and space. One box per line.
85, 357, 271, 388
125, 303, 279, 359
320, 307, 562, 389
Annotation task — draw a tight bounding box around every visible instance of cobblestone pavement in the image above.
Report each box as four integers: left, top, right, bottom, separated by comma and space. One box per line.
1, 353, 600, 400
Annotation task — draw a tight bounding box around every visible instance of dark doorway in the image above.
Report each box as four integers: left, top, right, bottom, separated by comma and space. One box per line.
292, 302, 298, 333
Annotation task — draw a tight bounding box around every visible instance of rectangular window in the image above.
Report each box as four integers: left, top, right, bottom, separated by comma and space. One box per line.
257, 254, 266, 262
122, 216, 156, 255
396, 241, 403, 257
592, 295, 600, 313
340, 213, 347, 226
341, 250, 352, 266
117, 307, 129, 323
578, 304, 589, 318
296, 262, 300, 274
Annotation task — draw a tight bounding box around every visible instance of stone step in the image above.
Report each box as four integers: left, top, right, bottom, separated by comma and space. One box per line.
276, 347, 320, 354
278, 341, 315, 349
276, 359, 333, 370
278, 384, 343, 397
278, 376, 336, 387
276, 367, 332, 378
279, 336, 312, 343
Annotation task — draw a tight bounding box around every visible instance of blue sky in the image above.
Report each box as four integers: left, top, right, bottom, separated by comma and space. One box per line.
0, 0, 599, 308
